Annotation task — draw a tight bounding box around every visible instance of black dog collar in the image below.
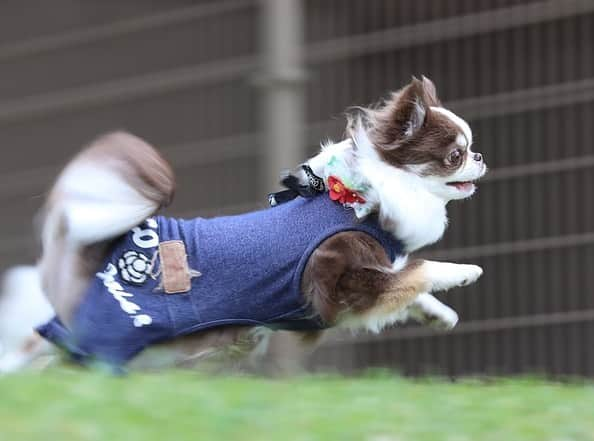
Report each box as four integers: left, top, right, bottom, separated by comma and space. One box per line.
268, 164, 325, 206
302, 164, 325, 193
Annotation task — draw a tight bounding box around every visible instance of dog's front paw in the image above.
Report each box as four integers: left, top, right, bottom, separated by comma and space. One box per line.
457, 264, 483, 287
426, 306, 458, 331
425, 261, 483, 291
407, 293, 459, 331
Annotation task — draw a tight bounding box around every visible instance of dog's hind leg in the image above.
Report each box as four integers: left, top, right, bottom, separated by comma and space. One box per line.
0, 266, 56, 373
252, 330, 324, 376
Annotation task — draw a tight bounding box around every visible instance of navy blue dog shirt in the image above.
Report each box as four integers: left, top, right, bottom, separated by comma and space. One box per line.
38, 195, 403, 366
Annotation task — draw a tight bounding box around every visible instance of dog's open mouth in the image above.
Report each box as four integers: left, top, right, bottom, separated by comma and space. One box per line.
446, 181, 475, 192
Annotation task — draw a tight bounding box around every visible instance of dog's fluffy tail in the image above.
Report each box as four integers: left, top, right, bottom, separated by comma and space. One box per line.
44, 131, 175, 246
39, 132, 175, 321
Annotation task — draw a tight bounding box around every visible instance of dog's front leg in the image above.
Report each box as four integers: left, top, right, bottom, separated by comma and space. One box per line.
302, 232, 431, 333
421, 260, 483, 292
406, 293, 459, 330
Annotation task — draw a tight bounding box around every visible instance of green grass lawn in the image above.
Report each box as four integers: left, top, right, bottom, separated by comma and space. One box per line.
1, 369, 593, 441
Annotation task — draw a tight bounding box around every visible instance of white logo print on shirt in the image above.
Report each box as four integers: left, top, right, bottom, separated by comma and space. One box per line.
96, 218, 159, 328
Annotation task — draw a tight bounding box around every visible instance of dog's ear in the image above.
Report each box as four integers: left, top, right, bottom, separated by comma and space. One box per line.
420, 75, 441, 107
393, 76, 442, 138
398, 80, 427, 138
370, 76, 442, 147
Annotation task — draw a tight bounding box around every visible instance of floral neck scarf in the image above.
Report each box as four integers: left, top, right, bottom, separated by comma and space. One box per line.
323, 154, 375, 218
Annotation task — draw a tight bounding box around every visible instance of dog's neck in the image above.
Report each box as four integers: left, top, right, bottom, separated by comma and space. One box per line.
317, 133, 448, 253
358, 154, 448, 253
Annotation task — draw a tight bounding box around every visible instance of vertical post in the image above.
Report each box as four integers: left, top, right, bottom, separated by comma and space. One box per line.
259, 0, 306, 195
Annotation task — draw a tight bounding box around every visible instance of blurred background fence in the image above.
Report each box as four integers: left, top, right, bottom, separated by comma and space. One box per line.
1, 0, 593, 376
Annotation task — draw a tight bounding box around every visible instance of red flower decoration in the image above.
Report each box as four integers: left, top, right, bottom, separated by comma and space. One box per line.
327, 176, 366, 205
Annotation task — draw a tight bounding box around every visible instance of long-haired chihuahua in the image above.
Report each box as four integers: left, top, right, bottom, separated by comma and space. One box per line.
34, 76, 485, 369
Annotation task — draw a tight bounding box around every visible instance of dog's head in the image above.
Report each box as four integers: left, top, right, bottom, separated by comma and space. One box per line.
363, 76, 486, 201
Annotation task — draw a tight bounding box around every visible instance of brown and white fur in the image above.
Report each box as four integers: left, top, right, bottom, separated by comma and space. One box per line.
31, 76, 485, 370
294, 76, 486, 333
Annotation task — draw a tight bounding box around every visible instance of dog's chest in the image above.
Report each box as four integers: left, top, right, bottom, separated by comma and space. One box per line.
381, 192, 447, 253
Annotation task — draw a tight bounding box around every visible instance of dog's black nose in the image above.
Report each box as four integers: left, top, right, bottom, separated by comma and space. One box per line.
473, 152, 483, 162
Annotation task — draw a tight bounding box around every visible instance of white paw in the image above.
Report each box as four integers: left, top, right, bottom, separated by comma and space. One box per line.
457, 264, 483, 287
406, 293, 459, 331
425, 261, 483, 291
427, 306, 458, 331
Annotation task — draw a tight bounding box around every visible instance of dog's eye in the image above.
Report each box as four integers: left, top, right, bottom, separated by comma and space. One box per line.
448, 149, 463, 164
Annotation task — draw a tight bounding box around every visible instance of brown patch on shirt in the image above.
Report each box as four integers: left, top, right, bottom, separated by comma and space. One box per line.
159, 240, 192, 294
